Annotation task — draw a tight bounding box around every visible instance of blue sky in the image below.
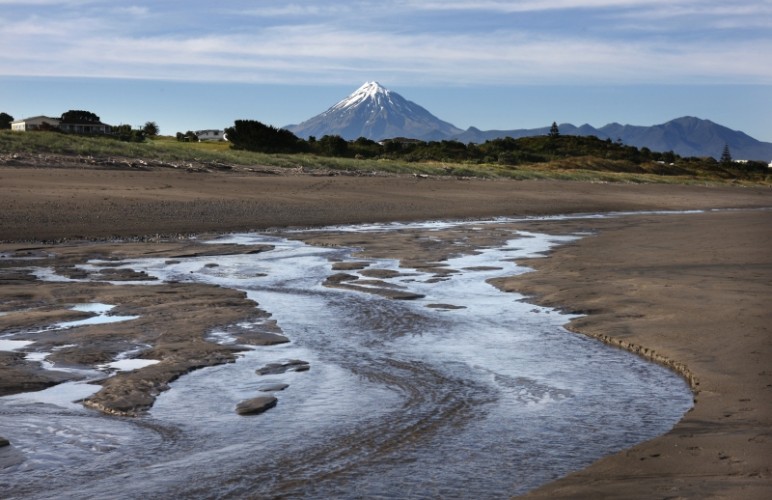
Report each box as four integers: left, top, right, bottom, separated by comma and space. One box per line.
1, 0, 771, 140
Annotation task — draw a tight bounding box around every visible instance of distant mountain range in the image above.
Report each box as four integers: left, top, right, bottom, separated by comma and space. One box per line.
287, 82, 772, 161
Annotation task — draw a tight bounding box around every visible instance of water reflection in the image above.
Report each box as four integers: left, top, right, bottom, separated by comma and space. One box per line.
0, 221, 693, 499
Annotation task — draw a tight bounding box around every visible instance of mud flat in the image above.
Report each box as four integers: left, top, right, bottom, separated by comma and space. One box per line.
281, 209, 772, 498
1, 163, 771, 497
506, 210, 772, 499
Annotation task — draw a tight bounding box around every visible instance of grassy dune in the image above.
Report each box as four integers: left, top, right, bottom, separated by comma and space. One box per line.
1, 131, 769, 186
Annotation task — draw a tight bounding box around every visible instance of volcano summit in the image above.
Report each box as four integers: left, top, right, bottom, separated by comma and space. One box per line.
287, 82, 463, 141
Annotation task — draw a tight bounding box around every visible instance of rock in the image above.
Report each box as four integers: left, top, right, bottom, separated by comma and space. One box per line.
462, 266, 503, 272
236, 395, 277, 415
324, 280, 425, 300
258, 383, 289, 392
324, 273, 359, 284
331, 261, 370, 271
359, 268, 402, 279
0, 440, 24, 469
256, 359, 310, 375
236, 331, 290, 346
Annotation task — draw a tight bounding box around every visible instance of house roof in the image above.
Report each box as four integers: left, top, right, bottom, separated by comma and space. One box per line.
11, 115, 60, 123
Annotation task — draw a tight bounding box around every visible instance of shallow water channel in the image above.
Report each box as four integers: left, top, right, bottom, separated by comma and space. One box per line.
0, 220, 693, 499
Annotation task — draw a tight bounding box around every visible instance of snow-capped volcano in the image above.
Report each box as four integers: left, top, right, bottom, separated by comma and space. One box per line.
288, 82, 463, 141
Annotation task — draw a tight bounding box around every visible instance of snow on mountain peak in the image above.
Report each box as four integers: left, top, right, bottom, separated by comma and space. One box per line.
331, 81, 391, 112
290, 81, 464, 141
357, 81, 387, 95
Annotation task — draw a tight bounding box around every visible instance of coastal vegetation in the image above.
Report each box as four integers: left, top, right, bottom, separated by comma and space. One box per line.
1, 128, 768, 186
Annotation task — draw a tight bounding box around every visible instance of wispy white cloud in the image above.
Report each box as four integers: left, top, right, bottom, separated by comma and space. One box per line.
407, 0, 772, 26
403, 0, 679, 13
236, 4, 353, 17
1, 14, 104, 36
0, 0, 100, 5
3, 21, 769, 85
1, 0, 770, 85
113, 6, 150, 17
605, 0, 772, 26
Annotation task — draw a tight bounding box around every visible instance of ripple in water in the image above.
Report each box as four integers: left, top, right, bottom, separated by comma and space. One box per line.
0, 221, 693, 499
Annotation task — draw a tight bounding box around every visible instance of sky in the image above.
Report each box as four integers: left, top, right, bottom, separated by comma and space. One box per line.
1, 0, 771, 141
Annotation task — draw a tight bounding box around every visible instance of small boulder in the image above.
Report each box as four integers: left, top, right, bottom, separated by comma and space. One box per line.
256, 359, 310, 375
258, 383, 289, 392
236, 395, 278, 415
0, 436, 9, 447
238, 331, 290, 346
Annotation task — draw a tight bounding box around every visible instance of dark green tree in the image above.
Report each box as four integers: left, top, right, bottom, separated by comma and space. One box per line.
350, 136, 381, 158
113, 124, 145, 142
225, 120, 305, 153
184, 130, 198, 142
0, 112, 13, 129
60, 110, 101, 123
549, 121, 560, 138
142, 121, 159, 138
318, 135, 349, 157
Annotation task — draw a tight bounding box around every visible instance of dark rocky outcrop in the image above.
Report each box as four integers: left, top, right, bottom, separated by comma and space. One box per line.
256, 360, 310, 375
331, 261, 370, 271
258, 383, 289, 392
236, 395, 277, 415
235, 331, 289, 346
0, 438, 24, 469
0, 351, 73, 397
359, 268, 402, 279
83, 347, 241, 416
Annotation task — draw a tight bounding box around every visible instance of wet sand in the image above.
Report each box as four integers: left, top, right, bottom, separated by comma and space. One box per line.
504, 210, 772, 499
1, 164, 771, 497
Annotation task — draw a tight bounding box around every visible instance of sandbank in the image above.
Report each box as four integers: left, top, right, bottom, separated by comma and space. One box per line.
0, 163, 770, 497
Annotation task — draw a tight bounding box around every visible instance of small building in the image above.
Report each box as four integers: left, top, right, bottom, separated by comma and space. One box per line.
195, 129, 226, 141
10, 116, 60, 131
58, 121, 112, 135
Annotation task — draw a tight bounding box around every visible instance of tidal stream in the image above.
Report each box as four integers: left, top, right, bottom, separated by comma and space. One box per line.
0, 220, 693, 498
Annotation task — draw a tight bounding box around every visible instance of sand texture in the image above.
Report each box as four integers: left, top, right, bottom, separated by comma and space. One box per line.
501, 211, 772, 498
1, 163, 770, 497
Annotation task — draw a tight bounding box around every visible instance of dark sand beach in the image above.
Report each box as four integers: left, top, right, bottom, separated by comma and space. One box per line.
1, 162, 770, 497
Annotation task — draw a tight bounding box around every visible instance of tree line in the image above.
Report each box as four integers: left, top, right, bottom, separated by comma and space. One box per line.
224, 119, 768, 172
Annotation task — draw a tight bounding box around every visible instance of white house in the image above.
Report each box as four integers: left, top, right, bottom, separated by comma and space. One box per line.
195, 129, 226, 141
11, 115, 111, 134
58, 121, 112, 135
10, 116, 60, 131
